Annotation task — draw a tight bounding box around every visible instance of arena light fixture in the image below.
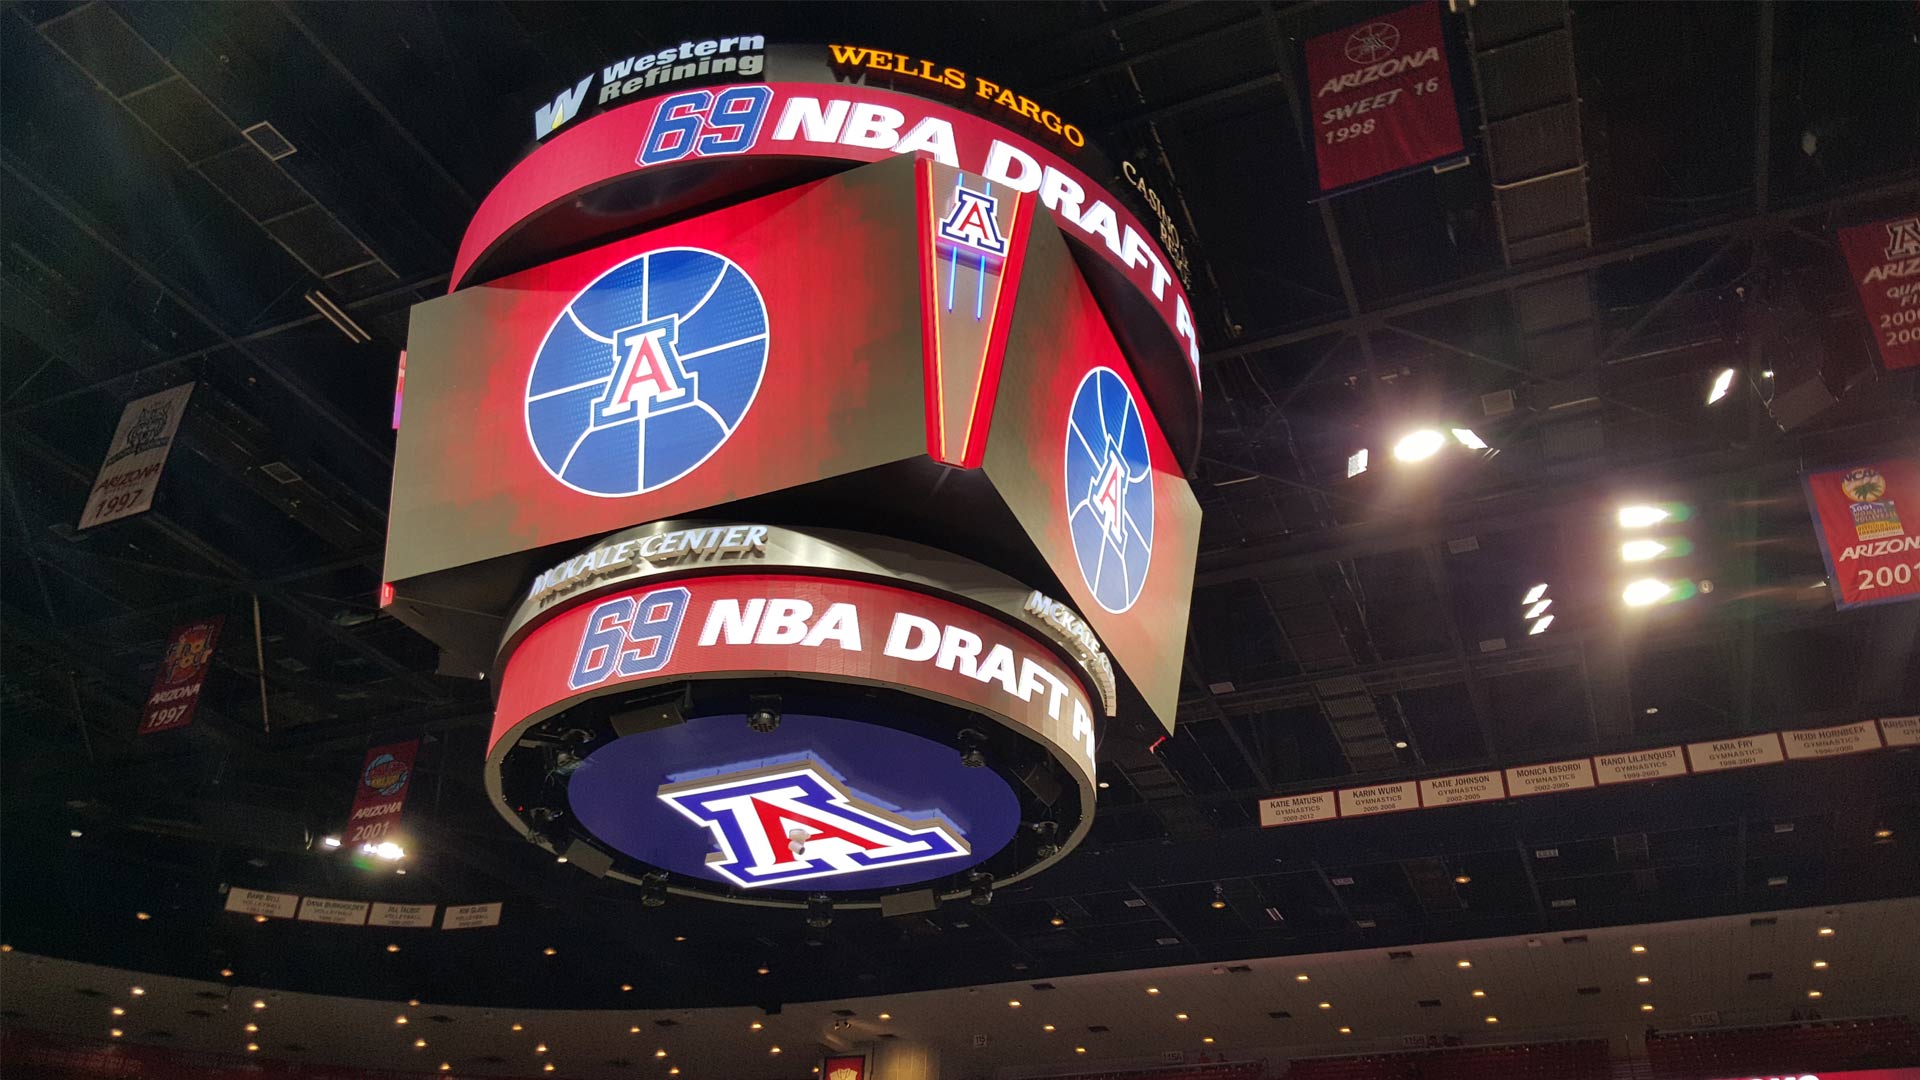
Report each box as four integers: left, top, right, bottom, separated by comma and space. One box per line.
1617, 506, 1670, 529
321, 836, 343, 849
1706, 368, 1737, 405
1524, 599, 1552, 619
1621, 540, 1668, 562
1346, 448, 1370, 478
1622, 579, 1673, 607
1522, 583, 1549, 605
1529, 615, 1554, 635
1450, 428, 1488, 450
1392, 429, 1447, 463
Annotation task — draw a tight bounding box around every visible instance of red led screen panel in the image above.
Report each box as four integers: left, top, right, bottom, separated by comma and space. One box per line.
490, 574, 1098, 780
453, 82, 1200, 397
1838, 214, 1920, 371
983, 212, 1200, 731
1305, 3, 1465, 192
387, 160, 926, 585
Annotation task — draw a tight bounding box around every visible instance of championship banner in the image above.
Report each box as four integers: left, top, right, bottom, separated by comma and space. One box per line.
1838, 214, 1920, 371
1304, 3, 1464, 192
137, 617, 223, 735
823, 1055, 870, 1080
1802, 458, 1920, 609
79, 382, 194, 529
346, 741, 418, 849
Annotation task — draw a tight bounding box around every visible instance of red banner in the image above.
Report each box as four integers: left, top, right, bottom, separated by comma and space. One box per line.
824, 1055, 870, 1080
491, 574, 1097, 777
136, 617, 222, 734
346, 741, 418, 849
1803, 457, 1920, 609
1838, 214, 1920, 371
1305, 3, 1464, 192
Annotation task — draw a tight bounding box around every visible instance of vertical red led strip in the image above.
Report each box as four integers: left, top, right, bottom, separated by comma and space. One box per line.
954, 190, 1034, 469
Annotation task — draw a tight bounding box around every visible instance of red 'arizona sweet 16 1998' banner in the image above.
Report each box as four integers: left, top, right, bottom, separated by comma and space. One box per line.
1305, 2, 1464, 192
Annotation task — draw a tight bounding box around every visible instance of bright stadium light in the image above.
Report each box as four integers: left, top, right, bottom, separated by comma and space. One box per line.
1346, 448, 1370, 478
1620, 539, 1668, 562
1392, 429, 1446, 463
1529, 615, 1554, 635
1523, 599, 1552, 620
1705, 367, 1737, 405
1617, 505, 1670, 529
1622, 579, 1674, 607
1522, 584, 1549, 605
364, 841, 406, 861
1450, 428, 1488, 450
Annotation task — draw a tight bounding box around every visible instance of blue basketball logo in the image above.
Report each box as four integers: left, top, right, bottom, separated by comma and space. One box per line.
1064, 366, 1154, 613
524, 248, 769, 497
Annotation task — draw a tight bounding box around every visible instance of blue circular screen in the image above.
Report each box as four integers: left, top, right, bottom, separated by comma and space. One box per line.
568, 714, 1020, 893
524, 247, 768, 498
1064, 365, 1155, 613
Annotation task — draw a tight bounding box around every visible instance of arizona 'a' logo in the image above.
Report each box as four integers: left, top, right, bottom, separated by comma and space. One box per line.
937, 187, 1008, 256
658, 760, 969, 888
597, 317, 693, 422
1884, 216, 1920, 261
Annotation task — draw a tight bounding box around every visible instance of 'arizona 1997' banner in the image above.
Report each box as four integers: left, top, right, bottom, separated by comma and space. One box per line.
1803, 457, 1920, 610
1305, 2, 1464, 192
137, 617, 223, 734
1838, 214, 1920, 372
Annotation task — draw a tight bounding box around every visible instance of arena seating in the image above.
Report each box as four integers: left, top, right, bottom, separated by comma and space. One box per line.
1646, 1015, 1920, 1077
1284, 1038, 1611, 1080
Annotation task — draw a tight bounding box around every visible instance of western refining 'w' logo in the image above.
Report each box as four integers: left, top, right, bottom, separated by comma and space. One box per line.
657, 760, 970, 888
534, 77, 592, 140
937, 187, 1008, 256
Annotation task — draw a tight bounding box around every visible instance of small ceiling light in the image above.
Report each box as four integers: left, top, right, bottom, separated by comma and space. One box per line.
1456, 960, 1472, 969
253, 915, 268, 924
1176, 1013, 1190, 1021
1146, 987, 1160, 995
1874, 827, 1893, 839
879, 1013, 892, 1021
135, 912, 151, 921
1632, 945, 1648, 953
1050, 916, 1065, 927
1296, 974, 1310, 982
408, 999, 420, 1007
387, 944, 401, 954
1818, 927, 1835, 936
1807, 990, 1823, 999
247, 1043, 260, 1053
252, 999, 267, 1010
1621, 539, 1668, 562
1075, 1046, 1087, 1054
1641, 1004, 1655, 1012
1393, 740, 1408, 749
1485, 1016, 1499, 1024
1393, 428, 1446, 463
756, 966, 770, 975
130, 987, 146, 997
1209, 884, 1227, 910
1706, 367, 1737, 405
1042, 1024, 1055, 1032
544, 1066, 555, 1074
1008, 1000, 1022, 1009
1636, 976, 1651, 985
396, 1016, 409, 1025
395, 868, 407, 875
1529, 614, 1555, 634
554, 855, 569, 864
535, 1042, 548, 1053
1522, 583, 1549, 605
70, 829, 83, 838
1202, 1036, 1216, 1044
1339, 1026, 1352, 1035
1813, 961, 1829, 969
1454, 875, 1471, 885
321, 836, 342, 849
110, 1029, 123, 1038
441, 1066, 450, 1073
244, 1023, 257, 1033
414, 1038, 427, 1049
630, 1026, 641, 1034
770, 1046, 782, 1055
1472, 990, 1486, 998
1317, 1003, 1331, 1010
511, 1023, 524, 1032
542, 947, 557, 956
112, 1007, 125, 1017
0, 944, 11, 952
1622, 579, 1673, 607
1618, 506, 1670, 529
621, 984, 633, 992
655, 1048, 668, 1058
219, 969, 234, 978
673, 935, 686, 942
670, 1070, 680, 1077
1097, 781, 1110, 789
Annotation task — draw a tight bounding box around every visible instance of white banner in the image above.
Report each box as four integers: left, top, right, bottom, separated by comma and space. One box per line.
1337, 780, 1418, 817
297, 897, 370, 926
79, 383, 194, 529
441, 902, 503, 930
1505, 758, 1595, 797
1418, 770, 1504, 808
368, 903, 437, 929
224, 888, 299, 919
1782, 720, 1882, 760
1687, 734, 1785, 773
1880, 716, 1920, 746
1258, 791, 1337, 828
1594, 746, 1687, 785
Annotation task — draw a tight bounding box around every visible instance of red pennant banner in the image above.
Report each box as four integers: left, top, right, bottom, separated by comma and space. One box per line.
137, 617, 223, 735
346, 740, 419, 850
1305, 2, 1465, 192
1838, 214, 1920, 371
1803, 457, 1920, 609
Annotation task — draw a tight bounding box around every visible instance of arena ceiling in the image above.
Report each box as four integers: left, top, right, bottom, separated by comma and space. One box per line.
2, 0, 1917, 1017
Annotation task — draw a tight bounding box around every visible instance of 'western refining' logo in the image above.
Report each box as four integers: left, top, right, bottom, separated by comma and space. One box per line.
533, 35, 767, 140
658, 759, 969, 888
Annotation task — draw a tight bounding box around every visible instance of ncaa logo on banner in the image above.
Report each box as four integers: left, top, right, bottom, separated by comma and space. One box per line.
1064, 366, 1155, 613
525, 247, 769, 497
658, 760, 970, 888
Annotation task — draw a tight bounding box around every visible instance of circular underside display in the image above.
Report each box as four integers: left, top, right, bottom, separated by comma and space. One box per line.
568, 713, 1020, 892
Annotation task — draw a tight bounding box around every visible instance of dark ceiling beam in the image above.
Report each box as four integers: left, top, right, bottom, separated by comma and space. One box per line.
0, 155, 397, 473
1204, 170, 1920, 362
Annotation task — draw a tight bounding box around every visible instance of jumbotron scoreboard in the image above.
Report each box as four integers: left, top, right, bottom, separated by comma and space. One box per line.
382, 41, 1202, 909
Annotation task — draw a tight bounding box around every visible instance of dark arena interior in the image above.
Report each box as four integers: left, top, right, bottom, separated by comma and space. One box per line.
1, 2, 1917, 1079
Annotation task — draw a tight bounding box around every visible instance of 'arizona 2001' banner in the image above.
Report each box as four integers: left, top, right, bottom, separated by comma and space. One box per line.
1304, 2, 1464, 192
1838, 214, 1920, 372
347, 741, 418, 848
1803, 457, 1920, 610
